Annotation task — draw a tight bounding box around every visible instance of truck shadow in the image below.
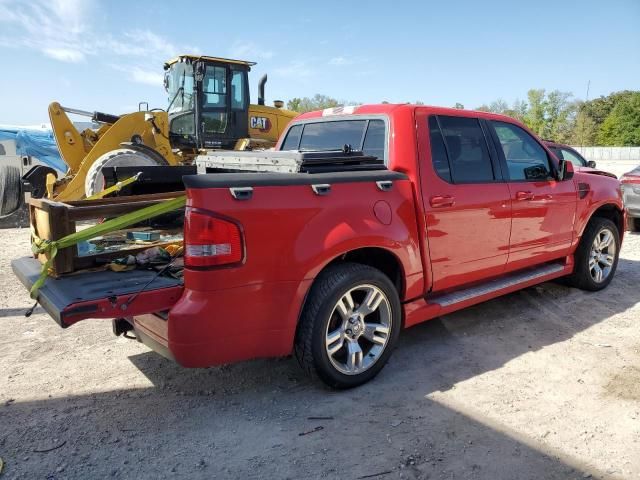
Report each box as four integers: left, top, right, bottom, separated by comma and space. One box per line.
127, 257, 640, 399
2, 257, 638, 478
0, 306, 44, 318
0, 374, 620, 479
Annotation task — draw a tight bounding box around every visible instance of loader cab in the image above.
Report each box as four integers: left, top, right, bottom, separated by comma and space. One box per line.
164, 55, 252, 150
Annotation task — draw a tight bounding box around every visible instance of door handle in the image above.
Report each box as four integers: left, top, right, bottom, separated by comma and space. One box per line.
430, 195, 455, 208
515, 191, 534, 201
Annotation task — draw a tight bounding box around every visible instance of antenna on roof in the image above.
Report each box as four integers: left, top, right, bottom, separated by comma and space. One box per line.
580, 80, 591, 149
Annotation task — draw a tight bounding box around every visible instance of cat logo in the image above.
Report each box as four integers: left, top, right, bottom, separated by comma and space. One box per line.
250, 116, 271, 132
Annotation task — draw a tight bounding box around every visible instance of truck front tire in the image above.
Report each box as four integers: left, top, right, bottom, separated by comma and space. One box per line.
295, 263, 401, 389
566, 217, 620, 291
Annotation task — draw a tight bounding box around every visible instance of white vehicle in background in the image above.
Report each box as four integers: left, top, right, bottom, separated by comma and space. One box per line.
621, 165, 640, 232
0, 124, 66, 222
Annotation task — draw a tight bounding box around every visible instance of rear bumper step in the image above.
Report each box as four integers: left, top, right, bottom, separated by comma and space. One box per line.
11, 257, 183, 327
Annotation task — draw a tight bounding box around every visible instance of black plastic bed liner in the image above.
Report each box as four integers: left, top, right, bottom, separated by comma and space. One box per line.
11, 257, 183, 328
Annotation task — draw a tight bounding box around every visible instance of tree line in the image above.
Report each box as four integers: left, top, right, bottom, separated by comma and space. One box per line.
287, 90, 640, 146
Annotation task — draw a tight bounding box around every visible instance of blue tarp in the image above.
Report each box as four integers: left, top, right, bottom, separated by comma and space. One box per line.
0, 128, 67, 173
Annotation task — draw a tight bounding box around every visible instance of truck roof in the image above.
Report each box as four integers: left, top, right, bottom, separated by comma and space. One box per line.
294, 103, 518, 124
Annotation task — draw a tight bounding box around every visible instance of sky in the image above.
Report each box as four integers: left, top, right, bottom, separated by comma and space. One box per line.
0, 0, 638, 125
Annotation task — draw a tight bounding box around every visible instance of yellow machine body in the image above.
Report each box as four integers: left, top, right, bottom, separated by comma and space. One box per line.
48, 103, 176, 201
45, 54, 298, 201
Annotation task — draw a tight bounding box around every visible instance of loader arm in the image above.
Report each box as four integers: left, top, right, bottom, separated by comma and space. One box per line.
48, 106, 177, 201
48, 102, 94, 173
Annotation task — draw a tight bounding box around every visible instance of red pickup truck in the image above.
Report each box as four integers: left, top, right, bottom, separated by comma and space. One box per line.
12, 104, 625, 388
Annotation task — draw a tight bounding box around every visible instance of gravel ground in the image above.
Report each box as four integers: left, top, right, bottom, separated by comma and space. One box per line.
0, 227, 639, 480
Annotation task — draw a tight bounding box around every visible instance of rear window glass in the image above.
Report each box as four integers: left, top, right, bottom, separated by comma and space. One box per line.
280, 119, 387, 161
362, 120, 386, 160
281, 124, 302, 150
299, 120, 366, 151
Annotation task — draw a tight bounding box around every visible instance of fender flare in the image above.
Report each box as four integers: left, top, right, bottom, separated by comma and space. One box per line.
578, 201, 625, 237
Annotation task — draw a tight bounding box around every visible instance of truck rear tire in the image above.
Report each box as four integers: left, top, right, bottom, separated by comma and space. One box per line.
0, 165, 21, 217
566, 217, 620, 291
84, 148, 168, 198
294, 263, 401, 389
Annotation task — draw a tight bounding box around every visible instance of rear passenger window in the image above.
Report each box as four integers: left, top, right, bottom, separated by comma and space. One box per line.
435, 116, 495, 183
428, 116, 451, 182
492, 121, 552, 181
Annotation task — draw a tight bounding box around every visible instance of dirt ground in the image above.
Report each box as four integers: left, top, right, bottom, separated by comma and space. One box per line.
0, 227, 639, 480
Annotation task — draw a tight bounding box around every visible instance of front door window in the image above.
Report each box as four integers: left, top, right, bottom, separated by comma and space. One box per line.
492, 122, 552, 181
490, 120, 576, 265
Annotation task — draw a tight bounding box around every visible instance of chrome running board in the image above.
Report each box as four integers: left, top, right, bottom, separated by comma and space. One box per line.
430, 262, 566, 307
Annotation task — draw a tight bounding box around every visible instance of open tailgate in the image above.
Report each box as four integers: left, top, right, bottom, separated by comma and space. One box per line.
12, 257, 183, 328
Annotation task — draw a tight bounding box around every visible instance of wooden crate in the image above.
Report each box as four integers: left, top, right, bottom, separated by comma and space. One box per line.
29, 192, 183, 276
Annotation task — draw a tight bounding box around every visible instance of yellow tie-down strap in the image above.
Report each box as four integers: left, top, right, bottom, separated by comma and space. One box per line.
84, 172, 142, 201
30, 195, 186, 299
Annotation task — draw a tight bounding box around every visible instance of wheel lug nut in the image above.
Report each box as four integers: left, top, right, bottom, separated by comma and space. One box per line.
346, 329, 352, 335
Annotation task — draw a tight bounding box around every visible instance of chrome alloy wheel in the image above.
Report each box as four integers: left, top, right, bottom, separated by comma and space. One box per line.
324, 284, 392, 375
589, 227, 616, 283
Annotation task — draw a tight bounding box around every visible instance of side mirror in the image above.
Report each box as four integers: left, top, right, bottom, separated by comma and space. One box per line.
558, 159, 574, 181
587, 160, 597, 168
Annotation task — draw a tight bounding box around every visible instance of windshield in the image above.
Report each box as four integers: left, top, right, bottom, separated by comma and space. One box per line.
166, 62, 195, 114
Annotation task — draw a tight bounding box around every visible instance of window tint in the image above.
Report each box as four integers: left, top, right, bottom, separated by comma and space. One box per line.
428, 116, 451, 182
362, 120, 385, 160
560, 148, 586, 167
281, 124, 303, 150
493, 121, 551, 181
438, 116, 494, 183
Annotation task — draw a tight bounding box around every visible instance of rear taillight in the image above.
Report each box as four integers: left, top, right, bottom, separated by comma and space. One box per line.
184, 207, 244, 267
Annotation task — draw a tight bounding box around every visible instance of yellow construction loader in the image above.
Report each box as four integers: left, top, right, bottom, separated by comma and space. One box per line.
29, 55, 297, 201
